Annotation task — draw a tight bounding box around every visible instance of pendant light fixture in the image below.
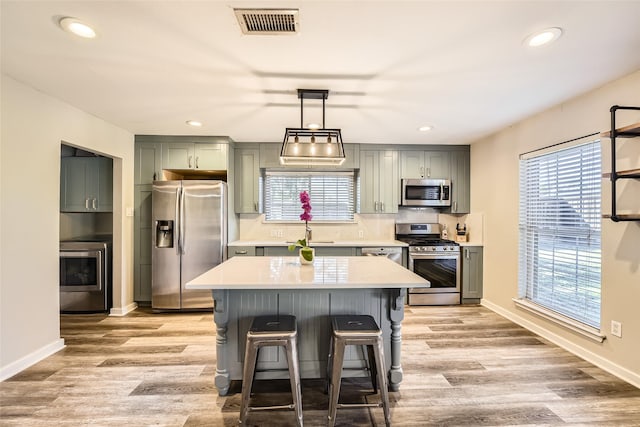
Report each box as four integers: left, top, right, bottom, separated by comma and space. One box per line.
280, 89, 346, 166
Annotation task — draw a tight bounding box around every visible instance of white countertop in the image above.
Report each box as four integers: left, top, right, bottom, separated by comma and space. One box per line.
186, 256, 428, 290
228, 240, 408, 247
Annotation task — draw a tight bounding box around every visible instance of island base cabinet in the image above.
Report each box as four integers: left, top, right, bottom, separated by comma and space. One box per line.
211, 288, 405, 395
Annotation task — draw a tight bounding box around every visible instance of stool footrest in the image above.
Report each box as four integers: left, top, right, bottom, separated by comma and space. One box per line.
249, 404, 295, 412
337, 403, 382, 409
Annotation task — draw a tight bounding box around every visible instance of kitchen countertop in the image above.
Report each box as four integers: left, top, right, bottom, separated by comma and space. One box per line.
456, 242, 484, 247
187, 256, 428, 290
228, 239, 408, 247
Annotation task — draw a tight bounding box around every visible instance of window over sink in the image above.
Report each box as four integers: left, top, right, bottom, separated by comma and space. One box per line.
264, 170, 355, 222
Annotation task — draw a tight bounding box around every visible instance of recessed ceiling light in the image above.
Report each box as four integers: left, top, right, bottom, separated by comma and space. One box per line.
186, 120, 203, 127
418, 125, 433, 132
524, 27, 562, 47
58, 17, 96, 39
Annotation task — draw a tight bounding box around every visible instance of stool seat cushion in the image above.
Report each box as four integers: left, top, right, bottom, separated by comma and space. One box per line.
331, 315, 380, 334
249, 315, 297, 334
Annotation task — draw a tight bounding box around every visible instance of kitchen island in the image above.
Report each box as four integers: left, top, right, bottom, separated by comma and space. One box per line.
187, 256, 429, 395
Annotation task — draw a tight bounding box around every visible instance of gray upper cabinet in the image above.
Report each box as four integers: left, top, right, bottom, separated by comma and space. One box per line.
259, 143, 284, 168
234, 147, 260, 213
461, 246, 483, 302
400, 150, 451, 179
359, 150, 399, 213
163, 142, 227, 170
448, 150, 470, 214
60, 157, 113, 212
135, 142, 162, 184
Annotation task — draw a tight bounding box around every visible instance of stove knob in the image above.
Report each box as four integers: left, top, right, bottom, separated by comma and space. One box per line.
431, 247, 436, 251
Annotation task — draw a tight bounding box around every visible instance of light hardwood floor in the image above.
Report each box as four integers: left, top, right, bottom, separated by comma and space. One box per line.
2, 305, 639, 426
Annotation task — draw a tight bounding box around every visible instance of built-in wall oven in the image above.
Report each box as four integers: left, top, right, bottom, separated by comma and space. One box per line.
396, 223, 461, 305
60, 240, 111, 313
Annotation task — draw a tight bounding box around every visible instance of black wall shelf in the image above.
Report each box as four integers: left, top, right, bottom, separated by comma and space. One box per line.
601, 105, 640, 222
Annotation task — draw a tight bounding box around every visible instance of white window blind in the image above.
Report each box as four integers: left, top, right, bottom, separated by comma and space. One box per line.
518, 140, 602, 329
264, 171, 355, 221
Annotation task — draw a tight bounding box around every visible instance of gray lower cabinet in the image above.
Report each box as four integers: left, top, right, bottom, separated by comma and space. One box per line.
461, 246, 483, 303
134, 185, 153, 302
60, 156, 113, 212
262, 246, 357, 257
228, 246, 256, 258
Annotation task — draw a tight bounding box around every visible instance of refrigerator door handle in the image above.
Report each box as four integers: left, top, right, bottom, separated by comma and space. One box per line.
175, 187, 182, 255
179, 185, 186, 254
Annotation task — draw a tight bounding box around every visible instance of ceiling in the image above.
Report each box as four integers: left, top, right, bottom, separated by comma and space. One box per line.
2, 1, 640, 145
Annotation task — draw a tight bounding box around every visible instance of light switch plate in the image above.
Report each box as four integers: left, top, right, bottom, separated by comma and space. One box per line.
126, 207, 134, 217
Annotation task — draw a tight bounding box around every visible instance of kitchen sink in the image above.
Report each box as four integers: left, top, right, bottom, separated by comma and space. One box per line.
286, 240, 334, 244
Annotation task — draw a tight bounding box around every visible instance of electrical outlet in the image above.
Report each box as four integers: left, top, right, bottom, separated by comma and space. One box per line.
358, 230, 364, 239
611, 320, 622, 338
277, 230, 284, 238
270, 229, 278, 237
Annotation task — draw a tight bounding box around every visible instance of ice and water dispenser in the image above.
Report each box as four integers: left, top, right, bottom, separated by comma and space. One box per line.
155, 220, 174, 248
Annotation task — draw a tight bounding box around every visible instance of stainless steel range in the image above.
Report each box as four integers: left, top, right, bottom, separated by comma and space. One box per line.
395, 223, 461, 305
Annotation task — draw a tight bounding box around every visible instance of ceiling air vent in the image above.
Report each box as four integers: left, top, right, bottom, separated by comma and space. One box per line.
234, 8, 299, 35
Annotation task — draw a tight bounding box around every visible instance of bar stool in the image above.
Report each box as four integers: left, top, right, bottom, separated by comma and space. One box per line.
239, 315, 303, 427
327, 315, 391, 427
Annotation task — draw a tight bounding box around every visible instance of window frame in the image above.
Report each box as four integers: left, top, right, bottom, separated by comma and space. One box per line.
262, 170, 357, 223
516, 138, 604, 342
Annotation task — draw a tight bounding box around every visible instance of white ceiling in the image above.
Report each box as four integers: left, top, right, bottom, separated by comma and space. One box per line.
2, 1, 640, 145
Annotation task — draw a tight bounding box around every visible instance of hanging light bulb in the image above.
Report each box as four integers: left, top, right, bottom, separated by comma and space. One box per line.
310, 135, 316, 143
327, 135, 332, 143
294, 135, 299, 143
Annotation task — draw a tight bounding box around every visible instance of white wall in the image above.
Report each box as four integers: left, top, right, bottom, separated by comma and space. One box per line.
0, 75, 135, 379
471, 70, 640, 385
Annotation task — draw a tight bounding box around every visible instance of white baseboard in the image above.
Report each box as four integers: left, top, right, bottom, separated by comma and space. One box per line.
481, 299, 640, 389
0, 339, 65, 382
109, 302, 138, 316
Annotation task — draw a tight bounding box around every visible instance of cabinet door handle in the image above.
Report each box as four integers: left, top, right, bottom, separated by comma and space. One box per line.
420, 166, 424, 178
374, 201, 379, 212
427, 167, 431, 178
85, 198, 89, 210
235, 250, 248, 255
195, 156, 199, 169
381, 202, 385, 212
92, 198, 97, 210
188, 156, 193, 168
254, 202, 258, 212
466, 248, 470, 260
453, 201, 457, 212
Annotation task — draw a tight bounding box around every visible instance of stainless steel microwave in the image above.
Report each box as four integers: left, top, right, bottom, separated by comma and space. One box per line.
401, 178, 451, 207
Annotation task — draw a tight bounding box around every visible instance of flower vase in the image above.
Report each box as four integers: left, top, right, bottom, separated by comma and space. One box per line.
299, 247, 315, 265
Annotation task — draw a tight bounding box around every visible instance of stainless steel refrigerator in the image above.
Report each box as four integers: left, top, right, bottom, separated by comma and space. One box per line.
152, 180, 227, 310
